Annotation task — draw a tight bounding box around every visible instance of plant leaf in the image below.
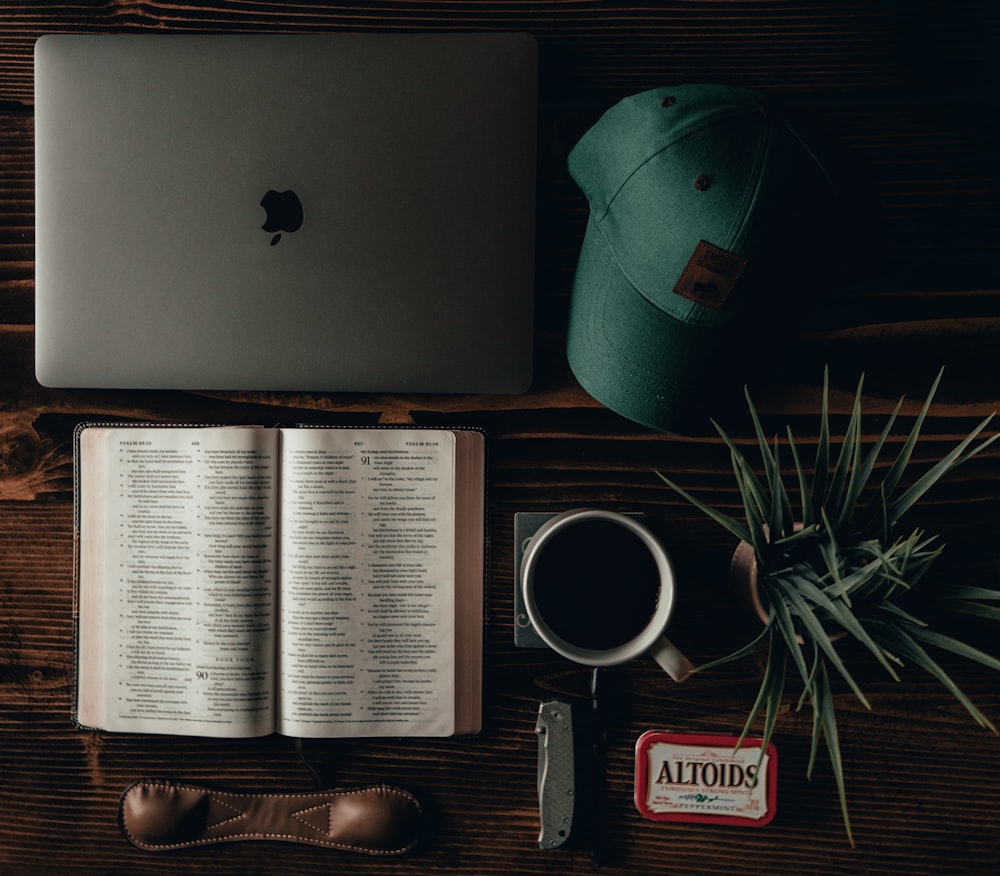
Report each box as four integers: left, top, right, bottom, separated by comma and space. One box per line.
786, 427, 814, 528
847, 397, 904, 531
771, 576, 872, 709
937, 603, 1000, 623
797, 637, 824, 716
781, 568, 901, 678
655, 472, 751, 545
768, 583, 812, 685
827, 374, 865, 530
938, 585, 1000, 602
875, 367, 943, 506
768, 437, 790, 539
872, 600, 930, 628
933, 585, 1000, 623
827, 555, 891, 603
690, 624, 772, 674
736, 631, 787, 755
818, 506, 850, 600
745, 386, 778, 488
733, 459, 770, 563
812, 366, 831, 516
813, 660, 855, 846
906, 625, 1000, 676
871, 623, 997, 733
711, 418, 771, 531
805, 639, 822, 764
885, 414, 999, 526
743, 386, 794, 539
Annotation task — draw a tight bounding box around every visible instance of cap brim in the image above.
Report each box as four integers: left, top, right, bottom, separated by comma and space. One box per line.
567, 216, 745, 432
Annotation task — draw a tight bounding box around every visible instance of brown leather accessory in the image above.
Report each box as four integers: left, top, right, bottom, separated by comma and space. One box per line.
118, 779, 422, 854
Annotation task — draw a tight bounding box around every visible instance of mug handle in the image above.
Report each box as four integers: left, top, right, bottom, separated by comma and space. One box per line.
650, 636, 694, 682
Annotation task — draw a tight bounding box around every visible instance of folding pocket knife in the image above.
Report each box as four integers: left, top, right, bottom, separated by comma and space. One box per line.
535, 699, 576, 849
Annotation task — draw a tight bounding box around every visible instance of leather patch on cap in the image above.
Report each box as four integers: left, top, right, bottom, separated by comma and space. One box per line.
673, 240, 749, 310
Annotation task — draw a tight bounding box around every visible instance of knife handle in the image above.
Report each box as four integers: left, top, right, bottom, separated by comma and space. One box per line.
535, 699, 576, 849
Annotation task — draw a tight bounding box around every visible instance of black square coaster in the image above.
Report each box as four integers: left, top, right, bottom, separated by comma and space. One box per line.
513, 512, 556, 648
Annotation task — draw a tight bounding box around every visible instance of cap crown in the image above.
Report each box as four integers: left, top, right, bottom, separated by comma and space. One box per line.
568, 84, 780, 328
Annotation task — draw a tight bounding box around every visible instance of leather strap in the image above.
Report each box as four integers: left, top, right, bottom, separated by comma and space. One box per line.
118, 779, 421, 854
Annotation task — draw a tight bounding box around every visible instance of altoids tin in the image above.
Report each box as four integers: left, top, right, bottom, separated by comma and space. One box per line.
635, 731, 777, 826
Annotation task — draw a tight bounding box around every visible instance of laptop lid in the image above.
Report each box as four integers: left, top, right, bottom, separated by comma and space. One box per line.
34, 33, 537, 392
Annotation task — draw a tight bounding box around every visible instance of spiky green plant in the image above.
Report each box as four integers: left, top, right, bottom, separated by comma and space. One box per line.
658, 369, 1000, 844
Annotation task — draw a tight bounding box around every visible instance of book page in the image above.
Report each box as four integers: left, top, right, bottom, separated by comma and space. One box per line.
76, 427, 278, 736
278, 429, 458, 737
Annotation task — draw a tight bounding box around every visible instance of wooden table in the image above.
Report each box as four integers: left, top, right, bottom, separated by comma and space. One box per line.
2, 3, 999, 874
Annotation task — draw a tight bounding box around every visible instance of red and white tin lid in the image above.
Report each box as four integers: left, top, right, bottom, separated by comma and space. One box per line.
634, 731, 777, 826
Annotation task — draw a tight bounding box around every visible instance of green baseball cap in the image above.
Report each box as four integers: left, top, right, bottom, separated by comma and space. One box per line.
567, 84, 836, 432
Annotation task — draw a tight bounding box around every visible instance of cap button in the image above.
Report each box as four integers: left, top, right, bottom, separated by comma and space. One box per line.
694, 174, 712, 191
659, 96, 677, 108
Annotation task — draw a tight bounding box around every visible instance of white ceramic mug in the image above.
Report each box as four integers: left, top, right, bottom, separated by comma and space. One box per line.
521, 509, 693, 681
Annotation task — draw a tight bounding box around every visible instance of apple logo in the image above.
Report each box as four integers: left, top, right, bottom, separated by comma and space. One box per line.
260, 189, 303, 246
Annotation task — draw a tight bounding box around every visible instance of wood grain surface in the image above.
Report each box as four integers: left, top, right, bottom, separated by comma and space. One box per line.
2, 3, 999, 874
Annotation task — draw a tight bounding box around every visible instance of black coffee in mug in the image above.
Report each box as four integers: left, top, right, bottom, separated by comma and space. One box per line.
531, 519, 661, 651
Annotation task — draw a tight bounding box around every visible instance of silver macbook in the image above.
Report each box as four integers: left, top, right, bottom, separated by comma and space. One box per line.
34, 33, 537, 392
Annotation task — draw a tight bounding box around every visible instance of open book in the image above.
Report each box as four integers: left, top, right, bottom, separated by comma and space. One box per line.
74, 424, 485, 738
